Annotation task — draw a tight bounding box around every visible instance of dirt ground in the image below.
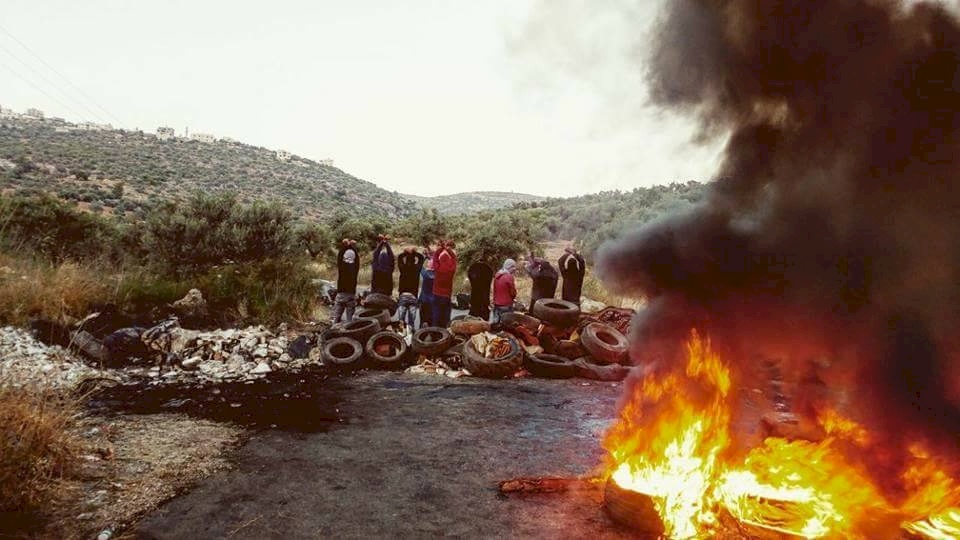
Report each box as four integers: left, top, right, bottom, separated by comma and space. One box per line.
132, 372, 636, 539
47, 414, 243, 539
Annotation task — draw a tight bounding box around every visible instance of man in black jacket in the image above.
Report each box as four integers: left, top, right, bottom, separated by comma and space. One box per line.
397, 247, 425, 296
332, 239, 360, 323
396, 247, 425, 328
467, 261, 494, 320
527, 254, 559, 310
558, 246, 586, 305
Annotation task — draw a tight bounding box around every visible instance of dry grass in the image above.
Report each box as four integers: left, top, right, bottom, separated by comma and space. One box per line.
0, 254, 114, 326
0, 384, 81, 534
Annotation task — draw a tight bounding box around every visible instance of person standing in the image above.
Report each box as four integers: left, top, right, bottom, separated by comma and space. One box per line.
371, 235, 395, 296
418, 257, 436, 328
491, 258, 518, 324
558, 246, 586, 305
527, 253, 559, 310
396, 247, 425, 329
431, 240, 457, 327
332, 239, 360, 324
467, 260, 494, 321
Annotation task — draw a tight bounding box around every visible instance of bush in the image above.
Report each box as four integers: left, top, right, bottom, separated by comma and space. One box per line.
0, 256, 114, 326
0, 385, 79, 533
142, 192, 294, 277
0, 194, 117, 263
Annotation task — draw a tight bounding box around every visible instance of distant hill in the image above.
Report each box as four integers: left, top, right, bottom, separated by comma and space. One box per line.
0, 118, 416, 220
406, 191, 545, 215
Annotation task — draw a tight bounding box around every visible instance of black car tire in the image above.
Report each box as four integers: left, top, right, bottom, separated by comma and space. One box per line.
524, 353, 577, 379
363, 292, 398, 315
580, 323, 629, 365
354, 307, 392, 328
322, 337, 364, 372
412, 327, 454, 356
532, 299, 581, 329
365, 331, 409, 369
339, 319, 381, 345
462, 334, 523, 379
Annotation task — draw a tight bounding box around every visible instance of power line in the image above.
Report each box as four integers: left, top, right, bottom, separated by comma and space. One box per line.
0, 41, 109, 124
0, 58, 87, 120
0, 22, 125, 127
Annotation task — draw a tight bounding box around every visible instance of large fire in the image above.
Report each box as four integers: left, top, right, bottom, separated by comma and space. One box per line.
605, 331, 960, 539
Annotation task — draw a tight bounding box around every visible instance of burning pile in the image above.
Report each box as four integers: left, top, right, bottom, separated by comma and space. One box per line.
584, 0, 960, 537
605, 332, 960, 538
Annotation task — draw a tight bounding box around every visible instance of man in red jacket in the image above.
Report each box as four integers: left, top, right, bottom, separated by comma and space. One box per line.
492, 258, 518, 323
431, 240, 457, 327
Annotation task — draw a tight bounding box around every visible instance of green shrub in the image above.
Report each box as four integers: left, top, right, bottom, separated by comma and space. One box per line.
0, 194, 116, 262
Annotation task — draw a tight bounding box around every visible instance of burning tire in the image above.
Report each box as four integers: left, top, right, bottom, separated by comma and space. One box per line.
354, 307, 392, 328
603, 477, 665, 537
524, 353, 576, 379
362, 292, 397, 315
365, 331, 408, 369
412, 327, 454, 356
500, 312, 541, 332
532, 299, 581, 329
322, 337, 364, 372
462, 334, 523, 379
339, 319, 381, 345
580, 323, 629, 365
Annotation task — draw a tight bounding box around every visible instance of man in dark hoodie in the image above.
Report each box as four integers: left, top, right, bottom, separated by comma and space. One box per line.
396, 246, 425, 329
467, 260, 494, 320
558, 246, 586, 305
527, 253, 559, 311
371, 234, 395, 295
332, 239, 360, 323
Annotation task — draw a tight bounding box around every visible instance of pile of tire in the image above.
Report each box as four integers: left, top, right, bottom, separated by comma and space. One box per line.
494, 299, 633, 381
319, 317, 412, 373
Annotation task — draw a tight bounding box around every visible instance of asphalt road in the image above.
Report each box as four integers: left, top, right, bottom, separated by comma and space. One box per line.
134, 372, 633, 539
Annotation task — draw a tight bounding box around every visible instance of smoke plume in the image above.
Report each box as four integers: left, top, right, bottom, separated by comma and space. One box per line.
596, 0, 960, 496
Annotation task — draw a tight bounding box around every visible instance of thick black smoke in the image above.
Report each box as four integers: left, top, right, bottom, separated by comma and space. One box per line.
596, 0, 960, 495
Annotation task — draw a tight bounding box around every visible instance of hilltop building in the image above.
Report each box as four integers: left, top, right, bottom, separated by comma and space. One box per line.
24, 108, 44, 119
157, 127, 175, 141
191, 132, 216, 143
276, 149, 291, 161
319, 159, 334, 167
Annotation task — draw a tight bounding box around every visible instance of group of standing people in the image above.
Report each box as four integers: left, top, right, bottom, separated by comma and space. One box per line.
331, 236, 586, 329
488, 247, 586, 323
332, 236, 458, 328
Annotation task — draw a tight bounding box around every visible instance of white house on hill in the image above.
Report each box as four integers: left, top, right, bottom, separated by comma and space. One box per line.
157, 127, 175, 141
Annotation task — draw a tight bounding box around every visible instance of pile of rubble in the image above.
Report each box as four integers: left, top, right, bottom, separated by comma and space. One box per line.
0, 326, 112, 390
166, 325, 321, 382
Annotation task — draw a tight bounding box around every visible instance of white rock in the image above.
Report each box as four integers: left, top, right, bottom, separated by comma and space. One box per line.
251, 362, 272, 374
182, 356, 202, 370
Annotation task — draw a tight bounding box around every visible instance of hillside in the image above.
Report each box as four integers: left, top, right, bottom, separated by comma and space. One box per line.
406, 191, 545, 215
0, 118, 416, 220
498, 180, 709, 255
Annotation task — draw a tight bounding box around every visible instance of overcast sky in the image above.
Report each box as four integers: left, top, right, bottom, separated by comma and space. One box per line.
1, 0, 722, 197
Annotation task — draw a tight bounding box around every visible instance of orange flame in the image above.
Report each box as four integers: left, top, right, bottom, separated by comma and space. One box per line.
605, 330, 960, 539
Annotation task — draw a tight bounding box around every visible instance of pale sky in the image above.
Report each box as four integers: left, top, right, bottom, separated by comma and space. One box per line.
1, 0, 722, 197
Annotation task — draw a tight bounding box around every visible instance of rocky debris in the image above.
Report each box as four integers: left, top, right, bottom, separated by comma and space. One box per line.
171, 288, 208, 318
152, 325, 323, 383
0, 326, 113, 390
